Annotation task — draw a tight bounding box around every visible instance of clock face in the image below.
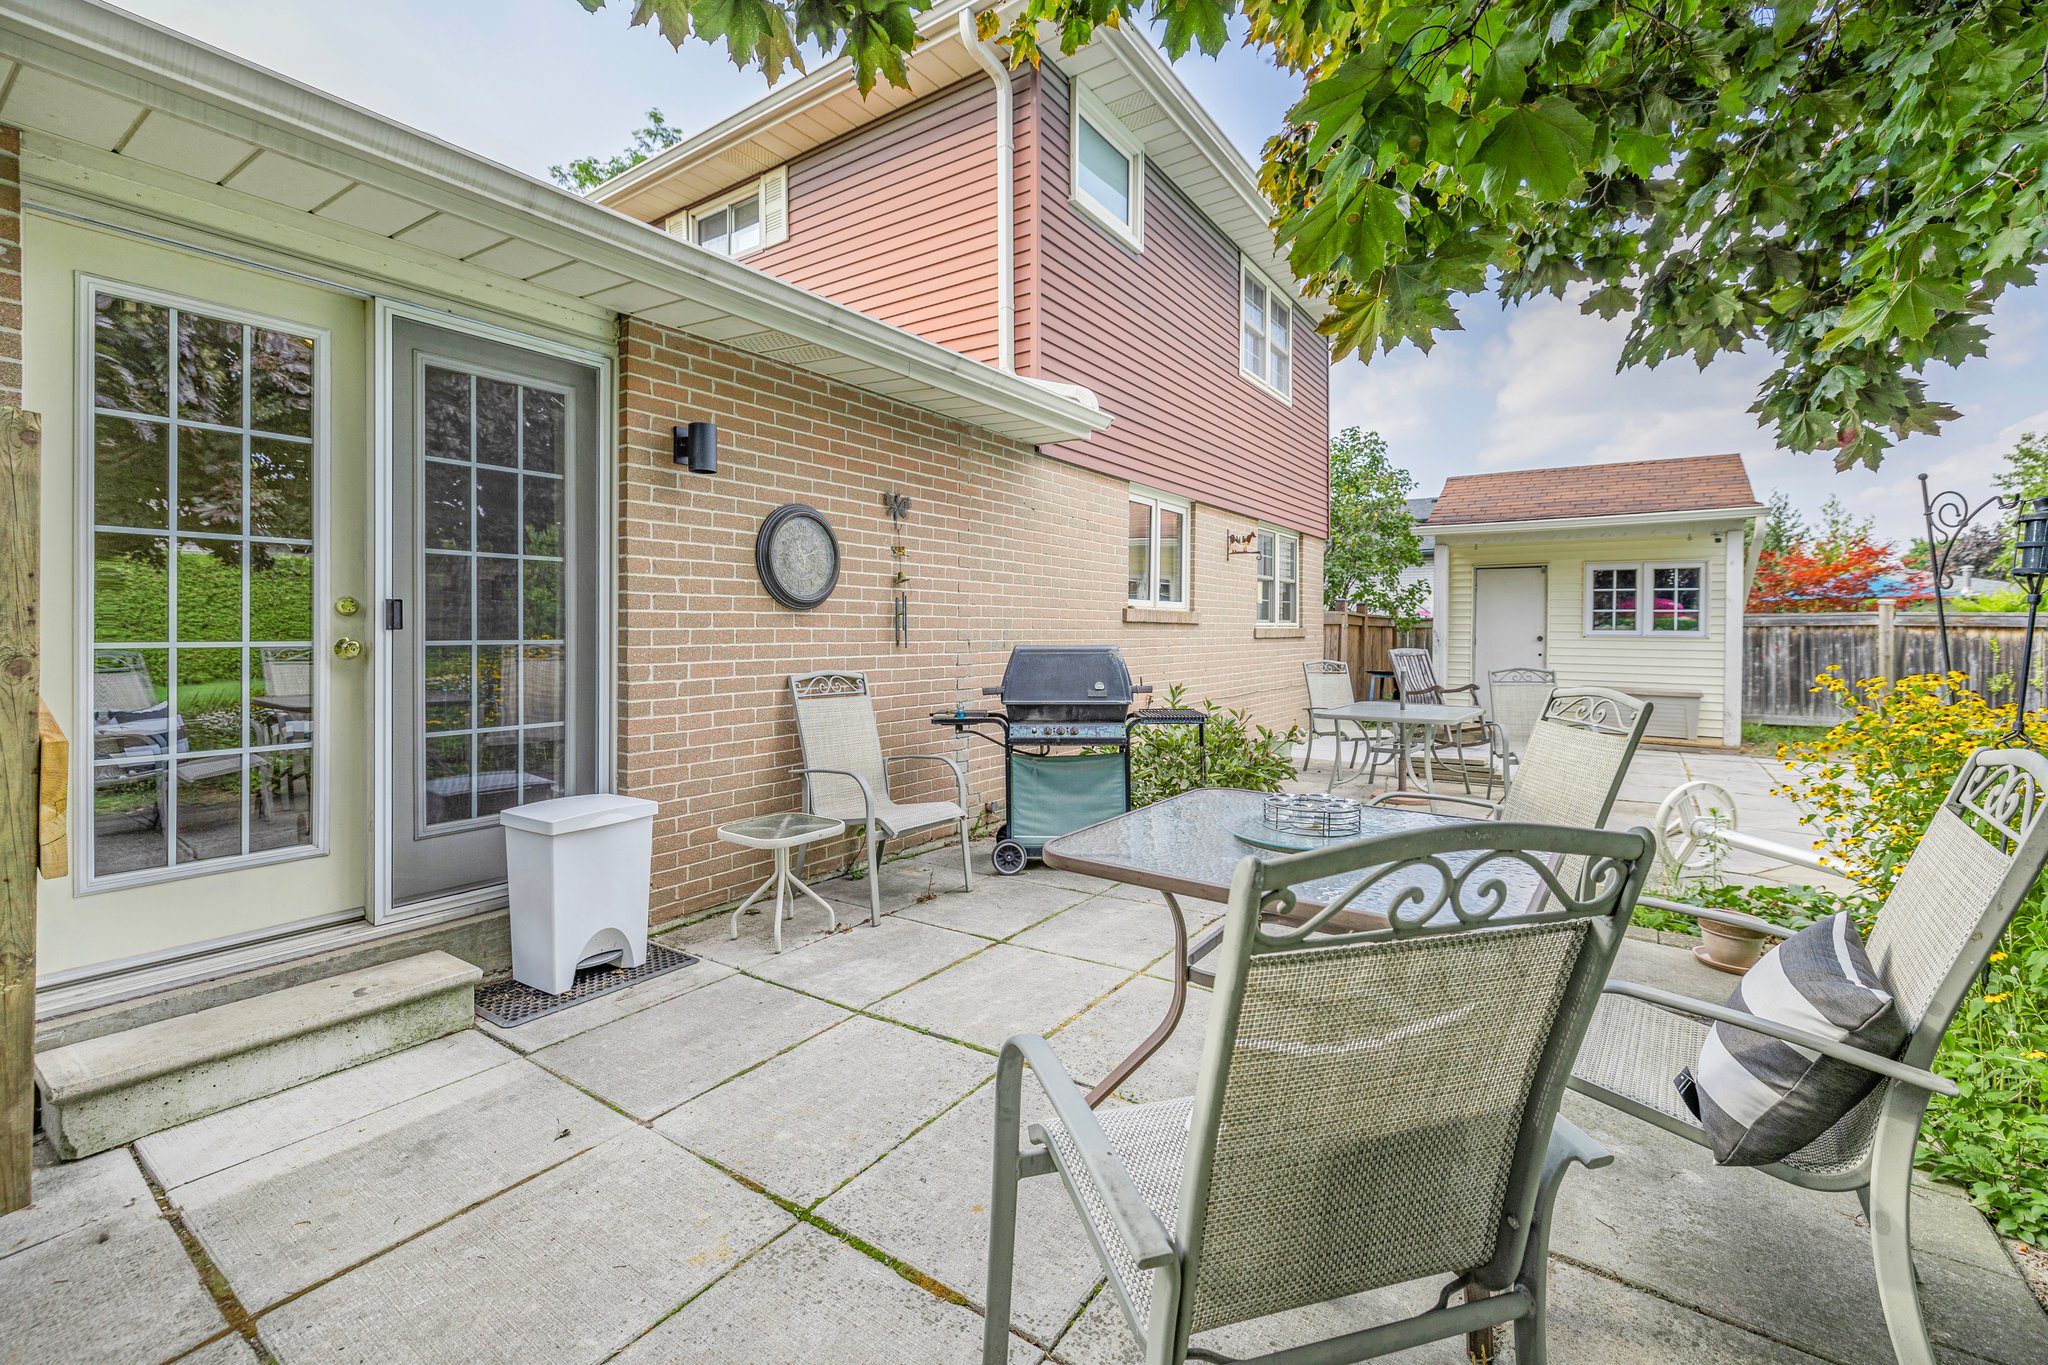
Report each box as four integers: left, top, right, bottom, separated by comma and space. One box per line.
757, 504, 841, 610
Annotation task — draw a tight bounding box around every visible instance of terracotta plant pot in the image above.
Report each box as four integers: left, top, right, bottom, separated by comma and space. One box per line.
1693, 918, 1772, 975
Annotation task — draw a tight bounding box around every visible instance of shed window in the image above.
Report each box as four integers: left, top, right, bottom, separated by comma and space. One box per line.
1257, 528, 1299, 625
1587, 562, 1706, 636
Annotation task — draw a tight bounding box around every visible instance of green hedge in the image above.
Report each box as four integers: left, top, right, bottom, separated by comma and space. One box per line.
96, 546, 310, 686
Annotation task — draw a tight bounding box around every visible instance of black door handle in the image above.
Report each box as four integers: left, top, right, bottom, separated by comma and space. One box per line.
386, 598, 404, 630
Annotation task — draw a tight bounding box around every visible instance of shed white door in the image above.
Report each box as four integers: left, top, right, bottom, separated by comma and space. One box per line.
1472, 567, 1547, 708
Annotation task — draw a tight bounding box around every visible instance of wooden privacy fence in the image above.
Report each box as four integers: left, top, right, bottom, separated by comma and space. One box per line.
1745, 604, 2039, 724
1322, 610, 1432, 697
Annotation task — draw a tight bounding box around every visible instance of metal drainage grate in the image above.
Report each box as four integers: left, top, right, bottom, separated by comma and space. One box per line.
474, 944, 700, 1028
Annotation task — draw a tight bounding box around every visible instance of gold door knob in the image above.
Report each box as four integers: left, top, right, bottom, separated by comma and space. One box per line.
333, 638, 363, 659
335, 596, 360, 616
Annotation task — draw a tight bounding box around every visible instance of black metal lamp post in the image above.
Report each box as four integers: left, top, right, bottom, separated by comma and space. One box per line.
2002, 496, 2048, 745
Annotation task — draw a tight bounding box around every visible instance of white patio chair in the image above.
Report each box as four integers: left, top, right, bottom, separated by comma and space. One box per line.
1299, 659, 1395, 781
985, 818, 1659, 1365
1486, 666, 1557, 792
1570, 747, 2048, 1365
790, 670, 971, 925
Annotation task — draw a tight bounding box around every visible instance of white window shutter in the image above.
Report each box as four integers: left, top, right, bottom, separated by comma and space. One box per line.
760, 166, 789, 247
663, 211, 692, 240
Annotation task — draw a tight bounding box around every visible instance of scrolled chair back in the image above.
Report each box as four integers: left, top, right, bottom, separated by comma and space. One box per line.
1302, 658, 1355, 712
789, 670, 888, 822
1487, 667, 1556, 757
1163, 819, 1656, 1345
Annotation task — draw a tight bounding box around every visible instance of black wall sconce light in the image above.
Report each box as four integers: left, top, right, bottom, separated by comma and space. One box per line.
672, 421, 718, 474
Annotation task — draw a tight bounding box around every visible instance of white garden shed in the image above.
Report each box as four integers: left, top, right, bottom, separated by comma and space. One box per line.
1421, 454, 1767, 747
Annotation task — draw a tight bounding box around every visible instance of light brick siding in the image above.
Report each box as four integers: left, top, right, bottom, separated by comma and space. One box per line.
618, 318, 1324, 923
0, 127, 21, 408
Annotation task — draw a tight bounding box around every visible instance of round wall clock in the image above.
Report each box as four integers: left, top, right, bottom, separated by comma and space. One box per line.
756, 503, 841, 610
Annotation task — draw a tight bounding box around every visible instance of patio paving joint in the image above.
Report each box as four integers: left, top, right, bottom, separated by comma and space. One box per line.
138, 1152, 276, 1365
600, 1220, 806, 1362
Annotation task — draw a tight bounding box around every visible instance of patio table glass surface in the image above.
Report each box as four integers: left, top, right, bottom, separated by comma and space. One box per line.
1310, 698, 1485, 792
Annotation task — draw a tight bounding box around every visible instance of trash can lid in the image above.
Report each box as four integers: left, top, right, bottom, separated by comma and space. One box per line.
499, 793, 658, 835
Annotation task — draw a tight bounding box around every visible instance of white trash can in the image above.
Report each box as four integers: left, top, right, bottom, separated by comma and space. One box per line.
500, 793, 659, 995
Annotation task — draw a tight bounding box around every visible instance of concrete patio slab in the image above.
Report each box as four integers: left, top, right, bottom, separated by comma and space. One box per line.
255, 1126, 791, 1365
890, 874, 1098, 940
0, 1145, 231, 1365
818, 1081, 1108, 1346
813, 850, 980, 916
745, 914, 989, 1007
1046, 974, 1211, 1105
655, 1015, 989, 1206
614, 1222, 1040, 1364
656, 901, 843, 969
1556, 1092, 2048, 1365
181, 1334, 263, 1365
478, 957, 736, 1054
871, 944, 1130, 1051
136, 1029, 510, 1188
162, 1053, 633, 1310
1010, 895, 1210, 973
530, 971, 847, 1120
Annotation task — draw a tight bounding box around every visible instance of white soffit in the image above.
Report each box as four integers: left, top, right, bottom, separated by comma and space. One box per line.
0, 0, 1107, 446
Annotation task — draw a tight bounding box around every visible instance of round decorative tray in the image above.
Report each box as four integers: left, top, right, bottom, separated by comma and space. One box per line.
1261, 793, 1365, 838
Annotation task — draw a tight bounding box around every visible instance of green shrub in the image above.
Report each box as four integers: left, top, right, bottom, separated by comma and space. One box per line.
1128, 684, 1301, 807
1633, 882, 1842, 937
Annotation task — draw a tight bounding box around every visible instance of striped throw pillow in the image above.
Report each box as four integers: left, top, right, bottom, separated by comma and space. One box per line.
1676, 912, 1906, 1166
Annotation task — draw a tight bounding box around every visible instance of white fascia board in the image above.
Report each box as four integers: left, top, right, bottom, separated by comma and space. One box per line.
2, 0, 1108, 445
1424, 506, 1770, 538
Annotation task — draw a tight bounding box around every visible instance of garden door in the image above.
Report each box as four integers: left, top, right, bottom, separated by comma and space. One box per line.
384, 318, 603, 911
36, 214, 374, 984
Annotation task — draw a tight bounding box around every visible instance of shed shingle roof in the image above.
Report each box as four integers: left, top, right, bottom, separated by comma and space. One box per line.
1423, 454, 1760, 529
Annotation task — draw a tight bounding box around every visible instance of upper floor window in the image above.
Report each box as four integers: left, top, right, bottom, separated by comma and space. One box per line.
1586, 562, 1707, 636
673, 167, 789, 259
1240, 262, 1293, 400
1127, 489, 1188, 608
1071, 88, 1144, 251
1256, 528, 1299, 626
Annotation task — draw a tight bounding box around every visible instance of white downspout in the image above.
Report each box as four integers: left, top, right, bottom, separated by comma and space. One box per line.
961, 8, 1016, 372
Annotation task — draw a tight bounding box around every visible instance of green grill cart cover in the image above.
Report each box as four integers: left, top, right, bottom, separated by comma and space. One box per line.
1008, 751, 1127, 843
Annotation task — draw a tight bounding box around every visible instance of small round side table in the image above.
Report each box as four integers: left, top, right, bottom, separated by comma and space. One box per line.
717, 812, 845, 953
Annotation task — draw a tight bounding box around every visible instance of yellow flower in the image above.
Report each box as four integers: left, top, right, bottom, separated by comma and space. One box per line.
1983, 993, 2012, 1004
2030, 1051, 2047, 1062
1989, 951, 2007, 963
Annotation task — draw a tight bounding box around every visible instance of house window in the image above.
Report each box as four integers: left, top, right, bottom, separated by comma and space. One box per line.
1257, 528, 1299, 625
679, 167, 789, 259
1070, 88, 1144, 250
1587, 562, 1707, 635
1240, 262, 1293, 400
1127, 490, 1188, 608
84, 286, 322, 887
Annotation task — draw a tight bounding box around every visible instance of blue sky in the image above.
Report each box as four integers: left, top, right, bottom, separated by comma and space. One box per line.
119, 0, 2048, 544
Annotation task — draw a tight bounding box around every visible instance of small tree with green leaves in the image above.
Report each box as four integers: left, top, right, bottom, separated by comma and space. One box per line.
549, 109, 685, 193
1323, 427, 1427, 623
1760, 490, 1810, 555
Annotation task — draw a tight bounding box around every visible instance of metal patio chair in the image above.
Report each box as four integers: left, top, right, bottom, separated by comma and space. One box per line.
790, 670, 971, 925
1388, 646, 1490, 793
1486, 667, 1557, 793
984, 819, 1659, 1365
1570, 747, 2048, 1365
1300, 659, 1396, 781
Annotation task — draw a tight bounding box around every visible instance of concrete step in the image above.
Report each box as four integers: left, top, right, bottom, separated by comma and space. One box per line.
35, 951, 482, 1158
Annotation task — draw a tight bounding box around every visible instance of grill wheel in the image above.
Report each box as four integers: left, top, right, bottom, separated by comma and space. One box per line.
992, 840, 1028, 876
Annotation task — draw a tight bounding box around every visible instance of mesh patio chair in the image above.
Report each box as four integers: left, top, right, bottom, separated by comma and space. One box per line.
1570, 747, 2048, 1365
1300, 659, 1397, 781
1486, 667, 1557, 793
790, 670, 971, 925
1388, 647, 1490, 793
985, 818, 1659, 1365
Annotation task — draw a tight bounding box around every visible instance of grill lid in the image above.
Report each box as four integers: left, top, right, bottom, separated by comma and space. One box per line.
998, 645, 1135, 706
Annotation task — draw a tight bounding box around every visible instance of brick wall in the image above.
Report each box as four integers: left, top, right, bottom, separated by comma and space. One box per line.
0, 127, 21, 408
618, 318, 1325, 923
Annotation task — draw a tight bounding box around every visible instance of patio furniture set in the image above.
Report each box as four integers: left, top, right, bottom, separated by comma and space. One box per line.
1304, 650, 1557, 798
704, 645, 2037, 1365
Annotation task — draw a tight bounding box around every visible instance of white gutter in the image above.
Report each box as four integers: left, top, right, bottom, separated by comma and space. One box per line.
1424, 505, 1771, 537
960, 8, 1016, 372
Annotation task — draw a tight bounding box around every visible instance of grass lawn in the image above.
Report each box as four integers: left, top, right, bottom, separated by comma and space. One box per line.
1741, 721, 1830, 756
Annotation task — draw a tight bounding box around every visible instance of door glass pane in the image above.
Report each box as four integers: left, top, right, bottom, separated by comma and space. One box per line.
416, 367, 574, 829
88, 291, 320, 880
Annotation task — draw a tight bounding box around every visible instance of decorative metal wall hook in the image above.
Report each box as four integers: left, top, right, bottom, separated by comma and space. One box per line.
1919, 473, 2020, 680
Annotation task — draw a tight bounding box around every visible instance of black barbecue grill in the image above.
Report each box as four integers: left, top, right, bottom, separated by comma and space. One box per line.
932, 645, 1206, 874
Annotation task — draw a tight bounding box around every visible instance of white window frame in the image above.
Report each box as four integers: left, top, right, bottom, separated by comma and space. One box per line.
1584, 561, 1709, 637
1126, 487, 1190, 610
1070, 85, 1145, 251
676, 167, 788, 259
1239, 260, 1294, 402
1256, 526, 1301, 626
73, 275, 333, 894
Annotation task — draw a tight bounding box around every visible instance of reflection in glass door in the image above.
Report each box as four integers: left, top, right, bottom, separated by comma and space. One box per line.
388, 319, 600, 908
86, 289, 319, 886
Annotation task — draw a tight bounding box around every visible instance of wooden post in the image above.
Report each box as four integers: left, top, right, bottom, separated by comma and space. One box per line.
1875, 598, 1898, 685
1, 406, 41, 1215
